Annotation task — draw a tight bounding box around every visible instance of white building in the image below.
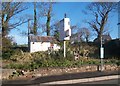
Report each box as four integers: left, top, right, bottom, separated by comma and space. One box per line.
28, 16, 71, 53
28, 35, 60, 53
57, 18, 71, 41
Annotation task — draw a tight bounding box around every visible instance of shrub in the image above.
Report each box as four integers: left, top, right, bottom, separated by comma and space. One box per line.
10, 51, 33, 63
116, 60, 120, 66
2, 49, 15, 59
5, 49, 119, 70
2, 49, 23, 60
104, 59, 119, 65
31, 51, 48, 58
6, 63, 24, 69
2, 37, 12, 53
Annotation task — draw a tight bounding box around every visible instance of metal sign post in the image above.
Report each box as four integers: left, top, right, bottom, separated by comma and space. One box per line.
100, 36, 104, 71
64, 41, 66, 58
57, 16, 71, 58
100, 47, 104, 71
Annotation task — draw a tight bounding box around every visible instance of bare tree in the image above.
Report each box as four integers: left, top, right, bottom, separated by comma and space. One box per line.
51, 20, 61, 42
85, 2, 117, 41
1, 2, 28, 37
38, 2, 54, 36
1, 2, 29, 53
46, 3, 52, 36
71, 24, 92, 42
33, 2, 37, 35
81, 27, 91, 43
71, 24, 81, 35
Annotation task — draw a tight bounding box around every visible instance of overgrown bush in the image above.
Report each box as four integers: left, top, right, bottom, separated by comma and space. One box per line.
2, 49, 14, 59
31, 51, 48, 58
5, 57, 119, 70
2, 37, 12, 52
10, 51, 33, 63
3, 49, 22, 59
5, 56, 103, 70
104, 59, 120, 65
50, 50, 64, 59
4, 47, 119, 70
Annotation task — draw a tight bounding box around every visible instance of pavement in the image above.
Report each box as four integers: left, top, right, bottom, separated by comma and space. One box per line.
2, 70, 119, 86
40, 75, 119, 85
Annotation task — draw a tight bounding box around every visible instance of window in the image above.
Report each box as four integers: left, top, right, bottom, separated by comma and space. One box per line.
65, 30, 69, 37
68, 21, 70, 25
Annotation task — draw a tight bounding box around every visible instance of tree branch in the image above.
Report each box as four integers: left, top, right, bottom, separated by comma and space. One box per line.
9, 20, 28, 29
95, 12, 101, 26
88, 22, 99, 34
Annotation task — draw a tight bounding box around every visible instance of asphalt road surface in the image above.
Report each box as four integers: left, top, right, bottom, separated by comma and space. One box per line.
2, 70, 119, 86
1, 79, 119, 86
50, 79, 120, 86
82, 79, 119, 84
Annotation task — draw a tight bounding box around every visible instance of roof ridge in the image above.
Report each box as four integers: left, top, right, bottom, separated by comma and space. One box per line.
29, 35, 55, 42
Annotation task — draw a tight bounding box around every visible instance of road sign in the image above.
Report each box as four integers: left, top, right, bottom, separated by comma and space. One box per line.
100, 47, 104, 59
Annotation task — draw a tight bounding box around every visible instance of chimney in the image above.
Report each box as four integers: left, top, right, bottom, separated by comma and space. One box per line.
64, 13, 67, 18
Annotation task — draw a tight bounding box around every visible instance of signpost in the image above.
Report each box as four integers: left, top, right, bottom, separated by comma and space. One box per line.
57, 14, 71, 58
64, 29, 71, 57
100, 47, 104, 59
100, 36, 104, 71
64, 41, 66, 57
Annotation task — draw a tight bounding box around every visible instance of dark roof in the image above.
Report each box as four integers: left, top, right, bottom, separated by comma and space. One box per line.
94, 34, 112, 42
29, 35, 55, 42
102, 34, 112, 40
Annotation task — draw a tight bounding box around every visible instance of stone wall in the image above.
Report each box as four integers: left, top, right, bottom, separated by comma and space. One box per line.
33, 64, 118, 77
2, 69, 16, 79
2, 64, 119, 80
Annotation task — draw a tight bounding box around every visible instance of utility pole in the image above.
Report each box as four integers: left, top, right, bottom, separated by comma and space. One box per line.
28, 19, 30, 52
118, 23, 120, 38
118, 1, 120, 38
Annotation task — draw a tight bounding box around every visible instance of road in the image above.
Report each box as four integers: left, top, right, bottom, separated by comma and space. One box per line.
1, 79, 119, 86
82, 79, 119, 84
44, 79, 119, 86
2, 70, 119, 86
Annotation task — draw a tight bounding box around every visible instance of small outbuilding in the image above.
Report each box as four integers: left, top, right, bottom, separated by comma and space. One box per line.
28, 35, 60, 53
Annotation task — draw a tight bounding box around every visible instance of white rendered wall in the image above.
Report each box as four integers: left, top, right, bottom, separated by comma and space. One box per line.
30, 42, 50, 53
30, 42, 60, 53
58, 18, 71, 41
53, 44, 60, 51
64, 18, 71, 40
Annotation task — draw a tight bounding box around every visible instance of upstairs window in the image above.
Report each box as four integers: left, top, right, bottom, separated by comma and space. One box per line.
68, 21, 70, 25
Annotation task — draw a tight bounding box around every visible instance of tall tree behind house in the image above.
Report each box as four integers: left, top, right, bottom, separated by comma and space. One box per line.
33, 2, 37, 35
85, 2, 117, 42
46, 3, 52, 36
36, 2, 54, 36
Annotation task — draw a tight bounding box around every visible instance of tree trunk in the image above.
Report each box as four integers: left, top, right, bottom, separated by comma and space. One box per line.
97, 32, 102, 42
2, 22, 8, 37
33, 2, 37, 35
46, 10, 51, 36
